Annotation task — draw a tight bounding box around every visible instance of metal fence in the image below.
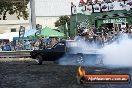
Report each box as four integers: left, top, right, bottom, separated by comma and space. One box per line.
0, 50, 31, 58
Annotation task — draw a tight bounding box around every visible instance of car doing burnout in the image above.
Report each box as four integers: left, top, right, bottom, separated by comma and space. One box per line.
30, 40, 103, 65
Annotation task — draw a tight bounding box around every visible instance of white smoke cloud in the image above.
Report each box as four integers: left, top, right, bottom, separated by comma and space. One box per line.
59, 34, 132, 67
100, 34, 132, 67
58, 36, 101, 66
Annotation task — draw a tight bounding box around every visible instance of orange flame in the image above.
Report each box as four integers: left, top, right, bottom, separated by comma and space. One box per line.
78, 66, 86, 76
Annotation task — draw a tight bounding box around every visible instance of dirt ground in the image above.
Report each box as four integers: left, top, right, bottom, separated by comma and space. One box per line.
0, 58, 132, 88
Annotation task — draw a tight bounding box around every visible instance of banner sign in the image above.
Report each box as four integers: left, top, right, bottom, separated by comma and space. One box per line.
19, 26, 25, 38
108, 3, 114, 11
103, 18, 127, 23
35, 30, 41, 37
36, 24, 42, 30
76, 5, 85, 14
71, 2, 77, 15
93, 4, 100, 12
86, 5, 93, 13
79, 0, 86, 6
80, 5, 86, 12
126, 0, 132, 10
109, 1, 129, 10
119, 2, 127, 10
73, 1, 131, 14
101, 3, 109, 11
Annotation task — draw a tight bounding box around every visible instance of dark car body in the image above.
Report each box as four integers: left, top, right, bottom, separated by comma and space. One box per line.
30, 40, 103, 65
30, 41, 66, 61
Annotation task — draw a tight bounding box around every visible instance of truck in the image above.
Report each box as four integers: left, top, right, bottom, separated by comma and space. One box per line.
30, 40, 103, 65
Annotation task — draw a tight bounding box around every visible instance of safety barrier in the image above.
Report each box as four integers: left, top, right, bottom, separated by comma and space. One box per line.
0, 50, 32, 58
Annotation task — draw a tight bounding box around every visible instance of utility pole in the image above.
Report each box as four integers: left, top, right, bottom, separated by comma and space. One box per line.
30, 0, 36, 29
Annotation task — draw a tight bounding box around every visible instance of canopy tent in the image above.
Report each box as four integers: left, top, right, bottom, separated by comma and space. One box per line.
27, 34, 39, 39
27, 27, 64, 38
0, 32, 19, 41
24, 29, 38, 37
40, 27, 64, 37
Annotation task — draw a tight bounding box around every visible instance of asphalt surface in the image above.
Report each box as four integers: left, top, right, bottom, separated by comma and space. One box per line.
0, 59, 132, 88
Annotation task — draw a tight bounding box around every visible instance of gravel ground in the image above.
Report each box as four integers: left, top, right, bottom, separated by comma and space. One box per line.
0, 58, 132, 88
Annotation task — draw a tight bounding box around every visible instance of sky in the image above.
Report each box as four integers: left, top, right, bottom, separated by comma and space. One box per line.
35, 0, 73, 16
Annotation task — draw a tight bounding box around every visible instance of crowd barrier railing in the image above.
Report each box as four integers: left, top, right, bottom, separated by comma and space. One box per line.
0, 50, 32, 58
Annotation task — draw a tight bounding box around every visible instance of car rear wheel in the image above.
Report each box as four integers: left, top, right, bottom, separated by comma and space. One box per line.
36, 55, 43, 65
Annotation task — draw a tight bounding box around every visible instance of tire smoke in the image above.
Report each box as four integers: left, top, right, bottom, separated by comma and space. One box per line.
100, 34, 132, 67
59, 34, 132, 67
58, 36, 101, 66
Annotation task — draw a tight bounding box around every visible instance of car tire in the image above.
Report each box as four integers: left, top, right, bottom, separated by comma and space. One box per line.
76, 53, 84, 65
36, 55, 43, 65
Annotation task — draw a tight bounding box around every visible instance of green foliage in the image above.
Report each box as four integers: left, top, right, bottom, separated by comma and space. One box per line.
55, 15, 70, 27
0, 0, 29, 20
55, 15, 71, 39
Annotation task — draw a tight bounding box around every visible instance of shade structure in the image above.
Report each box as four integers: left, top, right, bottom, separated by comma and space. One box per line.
24, 29, 38, 37
27, 34, 40, 39
40, 27, 64, 37
27, 34, 35, 39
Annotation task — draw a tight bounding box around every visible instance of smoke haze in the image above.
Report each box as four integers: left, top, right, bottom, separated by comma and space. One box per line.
100, 34, 132, 67
59, 34, 132, 67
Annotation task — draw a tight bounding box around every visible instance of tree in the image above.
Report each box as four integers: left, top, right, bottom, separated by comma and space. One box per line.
55, 15, 70, 39
55, 15, 70, 27
0, 0, 29, 20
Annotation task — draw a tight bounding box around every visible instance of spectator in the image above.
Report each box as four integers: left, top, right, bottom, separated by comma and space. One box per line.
0, 43, 2, 51
31, 40, 35, 50
10, 41, 15, 51
34, 40, 40, 50
23, 40, 27, 50
4, 42, 11, 51
50, 38, 58, 47
2, 42, 6, 51
16, 41, 23, 50
97, 35, 103, 48
41, 42, 46, 49
25, 40, 32, 50
39, 39, 43, 49
88, 29, 94, 43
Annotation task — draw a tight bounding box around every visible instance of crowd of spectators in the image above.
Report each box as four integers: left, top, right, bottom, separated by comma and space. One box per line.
77, 24, 132, 48
0, 24, 132, 51
0, 37, 59, 51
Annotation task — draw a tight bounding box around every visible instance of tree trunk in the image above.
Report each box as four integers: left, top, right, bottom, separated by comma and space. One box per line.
3, 10, 8, 20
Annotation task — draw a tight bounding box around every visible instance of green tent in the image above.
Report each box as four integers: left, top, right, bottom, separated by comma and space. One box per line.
27, 34, 40, 39
40, 27, 64, 37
